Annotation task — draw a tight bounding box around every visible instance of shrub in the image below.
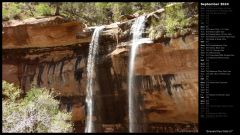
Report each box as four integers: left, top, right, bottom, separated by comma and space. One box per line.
164, 3, 188, 35
2, 3, 22, 20
2, 81, 73, 133
35, 3, 53, 16
147, 2, 197, 40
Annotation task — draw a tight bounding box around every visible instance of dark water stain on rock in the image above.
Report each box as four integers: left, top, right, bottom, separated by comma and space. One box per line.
37, 64, 45, 87
74, 56, 84, 82
162, 74, 175, 96
59, 60, 65, 83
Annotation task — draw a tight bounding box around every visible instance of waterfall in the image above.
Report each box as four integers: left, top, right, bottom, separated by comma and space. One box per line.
85, 26, 105, 133
128, 15, 146, 132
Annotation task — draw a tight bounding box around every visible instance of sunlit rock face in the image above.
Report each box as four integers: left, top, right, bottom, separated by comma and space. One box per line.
111, 33, 198, 126
2, 16, 88, 49
3, 7, 198, 132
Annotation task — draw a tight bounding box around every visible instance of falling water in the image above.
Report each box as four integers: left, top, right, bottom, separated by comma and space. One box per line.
128, 15, 146, 133
85, 26, 105, 133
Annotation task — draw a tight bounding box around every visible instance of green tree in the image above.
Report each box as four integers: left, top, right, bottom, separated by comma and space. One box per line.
2, 2, 185, 26
164, 3, 188, 34
35, 3, 53, 16
2, 2, 22, 20
2, 81, 73, 133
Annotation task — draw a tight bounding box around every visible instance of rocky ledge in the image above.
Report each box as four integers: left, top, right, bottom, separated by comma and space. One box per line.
2, 16, 88, 49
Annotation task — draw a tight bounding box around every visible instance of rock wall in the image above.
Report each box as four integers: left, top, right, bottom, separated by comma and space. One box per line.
110, 33, 198, 125
2, 16, 88, 49
2, 7, 198, 132
3, 45, 89, 123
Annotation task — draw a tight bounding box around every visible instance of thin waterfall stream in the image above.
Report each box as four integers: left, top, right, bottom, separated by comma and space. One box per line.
128, 15, 146, 133
85, 26, 105, 133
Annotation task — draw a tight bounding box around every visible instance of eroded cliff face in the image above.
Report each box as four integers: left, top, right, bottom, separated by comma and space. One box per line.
110, 34, 198, 125
2, 16, 89, 49
2, 7, 198, 132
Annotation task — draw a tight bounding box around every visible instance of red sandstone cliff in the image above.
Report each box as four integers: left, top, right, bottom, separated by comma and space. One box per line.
2, 7, 198, 132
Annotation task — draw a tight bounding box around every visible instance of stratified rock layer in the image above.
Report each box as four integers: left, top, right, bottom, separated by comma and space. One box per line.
2, 16, 88, 49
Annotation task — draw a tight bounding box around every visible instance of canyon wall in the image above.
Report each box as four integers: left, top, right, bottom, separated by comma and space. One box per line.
2, 8, 198, 132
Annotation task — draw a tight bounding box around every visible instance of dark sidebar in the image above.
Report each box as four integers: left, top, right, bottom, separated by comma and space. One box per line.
199, 1, 239, 134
